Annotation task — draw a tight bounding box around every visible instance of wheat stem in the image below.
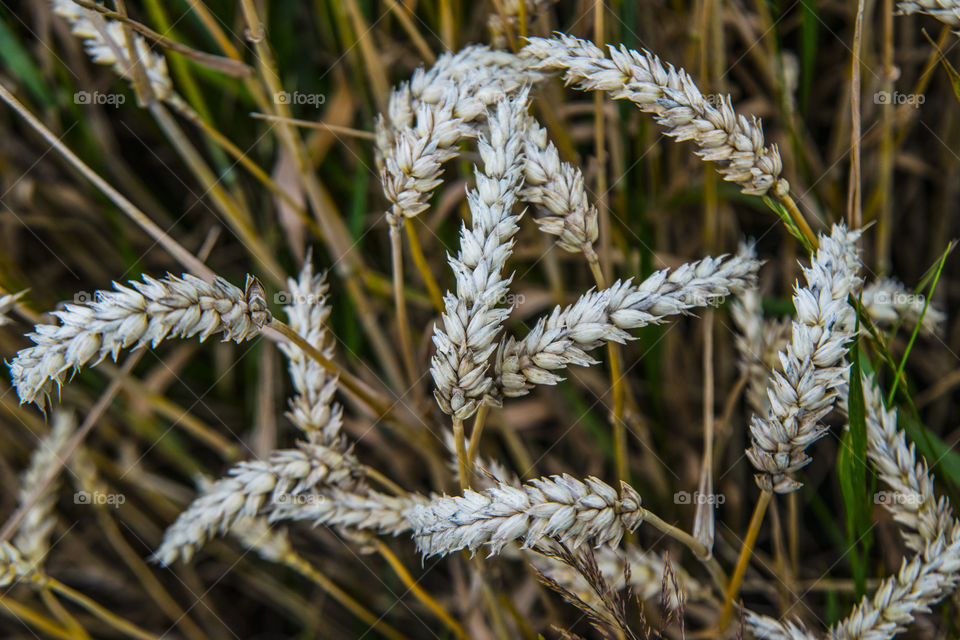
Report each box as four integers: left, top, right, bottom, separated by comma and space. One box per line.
281, 550, 411, 640
46, 578, 160, 640
372, 540, 470, 640
0, 81, 212, 281
720, 489, 772, 628
404, 218, 445, 312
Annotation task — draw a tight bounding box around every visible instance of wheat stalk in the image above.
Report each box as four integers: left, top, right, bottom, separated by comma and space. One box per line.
430, 89, 531, 420
746, 225, 862, 493
522, 34, 788, 197
494, 248, 760, 400
10, 273, 269, 406
406, 474, 644, 557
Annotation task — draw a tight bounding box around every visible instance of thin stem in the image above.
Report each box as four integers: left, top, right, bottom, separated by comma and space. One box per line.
404, 218, 445, 313
47, 578, 160, 640
719, 489, 773, 628
372, 540, 470, 640
452, 417, 469, 491
281, 551, 410, 640
0, 81, 213, 281
642, 509, 711, 561
266, 319, 395, 420
0, 597, 74, 640
391, 225, 420, 390
585, 245, 629, 484
465, 404, 490, 477
777, 193, 818, 249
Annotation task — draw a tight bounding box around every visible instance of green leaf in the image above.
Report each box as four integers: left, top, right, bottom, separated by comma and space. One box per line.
0, 17, 55, 107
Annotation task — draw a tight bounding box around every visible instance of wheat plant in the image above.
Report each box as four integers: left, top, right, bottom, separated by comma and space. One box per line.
0, 2, 958, 639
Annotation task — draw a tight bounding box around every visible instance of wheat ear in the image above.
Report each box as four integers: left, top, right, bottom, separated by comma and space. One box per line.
746, 225, 862, 493
521, 117, 599, 254
747, 373, 960, 639
13, 411, 75, 568
9, 273, 269, 406
522, 34, 788, 197
277, 255, 344, 445
50, 0, 173, 101
377, 46, 541, 226
897, 0, 960, 26
0, 290, 26, 327
493, 248, 760, 400
861, 277, 945, 336
153, 442, 361, 565
430, 89, 531, 420
406, 474, 644, 557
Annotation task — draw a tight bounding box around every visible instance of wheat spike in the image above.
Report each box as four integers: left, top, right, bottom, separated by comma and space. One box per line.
10, 273, 269, 406
522, 34, 788, 196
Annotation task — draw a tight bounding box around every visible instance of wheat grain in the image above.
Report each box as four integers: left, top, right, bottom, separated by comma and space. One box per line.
50, 0, 173, 101
494, 248, 760, 399
9, 273, 269, 406
746, 225, 862, 493
522, 34, 788, 196
406, 474, 644, 557
153, 442, 360, 565
430, 90, 531, 420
